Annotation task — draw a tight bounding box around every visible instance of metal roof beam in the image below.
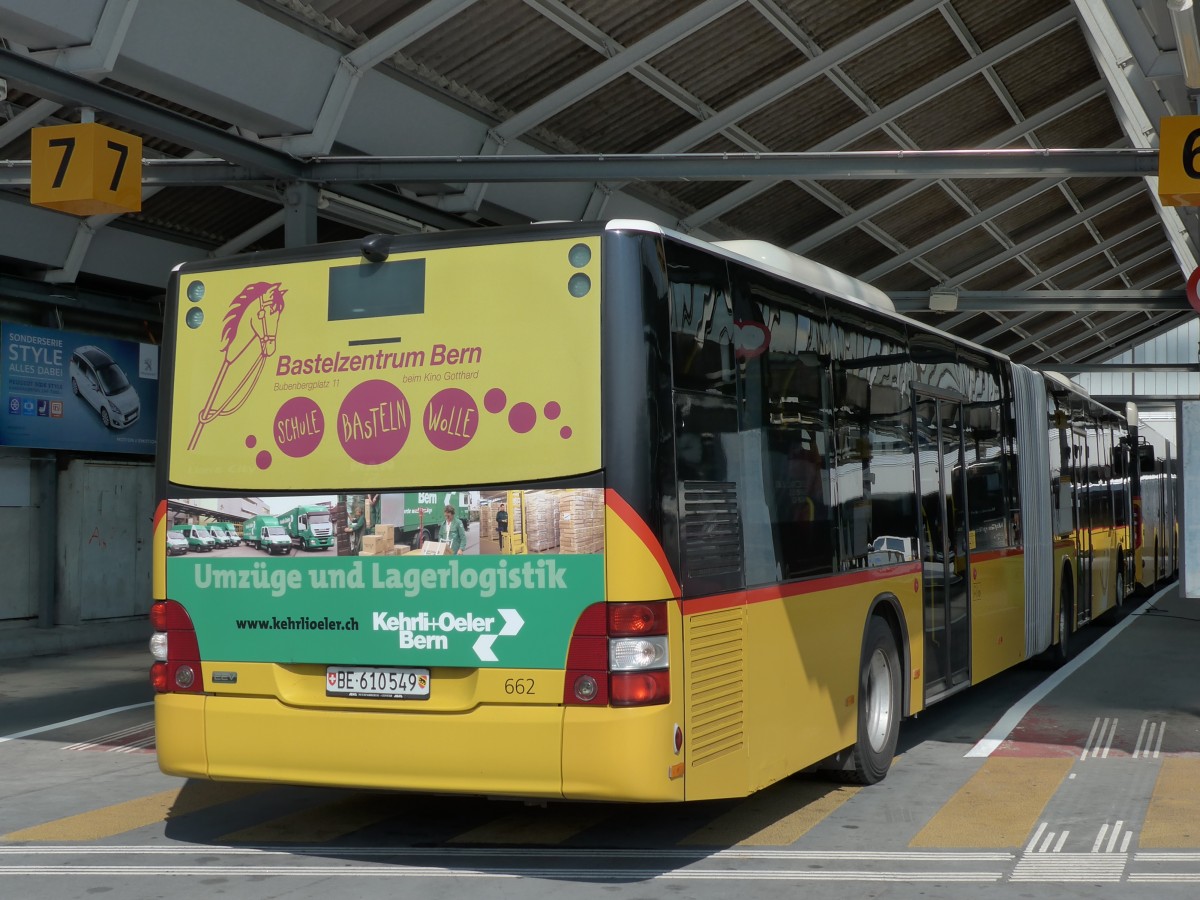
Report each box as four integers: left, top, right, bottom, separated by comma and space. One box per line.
890, 289, 1187, 312
0, 147, 1156, 188
0, 47, 304, 179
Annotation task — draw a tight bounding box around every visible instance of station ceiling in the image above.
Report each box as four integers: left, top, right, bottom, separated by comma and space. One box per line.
0, 0, 1197, 369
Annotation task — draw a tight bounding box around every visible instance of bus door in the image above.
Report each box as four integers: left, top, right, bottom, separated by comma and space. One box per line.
1071, 427, 1093, 623
915, 391, 971, 699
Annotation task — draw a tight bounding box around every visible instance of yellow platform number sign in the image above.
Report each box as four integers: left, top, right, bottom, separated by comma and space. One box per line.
1159, 116, 1200, 206
30, 122, 142, 216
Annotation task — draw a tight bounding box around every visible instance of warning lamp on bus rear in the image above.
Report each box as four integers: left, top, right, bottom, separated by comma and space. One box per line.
149, 600, 204, 694
564, 601, 670, 707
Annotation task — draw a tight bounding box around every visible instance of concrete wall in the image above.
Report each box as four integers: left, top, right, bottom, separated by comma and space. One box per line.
0, 452, 152, 659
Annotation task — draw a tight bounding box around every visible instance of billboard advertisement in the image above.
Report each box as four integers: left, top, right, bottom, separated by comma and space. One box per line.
1, 322, 159, 454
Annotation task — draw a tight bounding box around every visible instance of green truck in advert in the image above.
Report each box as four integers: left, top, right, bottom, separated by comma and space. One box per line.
242, 514, 293, 555
277, 505, 335, 551
380, 491, 471, 548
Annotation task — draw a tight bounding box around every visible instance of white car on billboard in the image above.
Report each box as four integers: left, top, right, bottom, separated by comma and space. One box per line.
69, 345, 141, 429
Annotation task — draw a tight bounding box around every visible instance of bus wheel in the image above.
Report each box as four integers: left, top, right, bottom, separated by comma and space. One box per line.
1115, 556, 1126, 610
847, 616, 901, 785
1052, 576, 1074, 667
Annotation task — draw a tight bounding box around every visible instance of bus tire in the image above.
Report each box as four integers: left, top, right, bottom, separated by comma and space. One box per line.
1052, 574, 1074, 667
846, 616, 901, 785
1115, 553, 1126, 610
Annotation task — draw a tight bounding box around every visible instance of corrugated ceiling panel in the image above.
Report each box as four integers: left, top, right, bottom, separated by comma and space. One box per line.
136, 187, 279, 248
563, 0, 710, 47
308, 0, 431, 38
960, 257, 1036, 291
809, 225, 895, 274
953, 178, 1043, 211
737, 76, 866, 150
1032, 96, 1124, 148
1022, 224, 1095, 268
875, 263, 938, 293
719, 182, 846, 248
922, 226, 1005, 277
992, 25, 1100, 121
951, 0, 1071, 54
1056, 255, 1115, 288
870, 184, 971, 249
894, 73, 1015, 148
401, 0, 599, 115
993, 189, 1075, 243
1091, 195, 1160, 237
542, 74, 699, 153
839, 12, 970, 109
649, 4, 806, 111
773, 0, 924, 51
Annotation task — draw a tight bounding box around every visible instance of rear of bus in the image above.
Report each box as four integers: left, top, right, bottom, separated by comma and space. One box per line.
151, 222, 689, 801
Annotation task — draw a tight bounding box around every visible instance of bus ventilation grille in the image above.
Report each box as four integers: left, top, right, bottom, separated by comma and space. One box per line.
680, 481, 743, 581
686, 607, 746, 766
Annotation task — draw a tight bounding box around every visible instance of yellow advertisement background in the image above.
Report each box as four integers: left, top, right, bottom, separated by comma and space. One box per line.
169, 238, 600, 490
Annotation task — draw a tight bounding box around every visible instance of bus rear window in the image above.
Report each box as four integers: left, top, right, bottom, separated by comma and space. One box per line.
328, 259, 426, 321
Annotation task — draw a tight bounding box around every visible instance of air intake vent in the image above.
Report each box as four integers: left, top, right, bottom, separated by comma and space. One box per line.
687, 608, 745, 766
680, 481, 742, 583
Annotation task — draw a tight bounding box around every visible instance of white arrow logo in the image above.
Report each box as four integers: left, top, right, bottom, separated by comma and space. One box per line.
473, 609, 524, 662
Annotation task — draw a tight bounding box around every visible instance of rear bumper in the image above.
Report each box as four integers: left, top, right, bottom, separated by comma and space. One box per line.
157, 693, 567, 798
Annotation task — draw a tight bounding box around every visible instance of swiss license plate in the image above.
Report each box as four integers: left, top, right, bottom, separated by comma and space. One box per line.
325, 666, 430, 700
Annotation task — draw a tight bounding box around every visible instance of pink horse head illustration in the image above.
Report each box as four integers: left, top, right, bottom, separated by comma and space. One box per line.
188, 282, 287, 450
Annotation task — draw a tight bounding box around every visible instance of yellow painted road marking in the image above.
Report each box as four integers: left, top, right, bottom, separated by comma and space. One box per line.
3, 782, 265, 843
1141, 759, 1200, 848
909, 757, 1073, 848
448, 808, 610, 845
679, 780, 860, 846
219, 792, 408, 844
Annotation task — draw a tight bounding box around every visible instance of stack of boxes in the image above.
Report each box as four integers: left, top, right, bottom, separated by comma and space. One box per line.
558, 490, 604, 554
525, 491, 561, 552
359, 523, 409, 556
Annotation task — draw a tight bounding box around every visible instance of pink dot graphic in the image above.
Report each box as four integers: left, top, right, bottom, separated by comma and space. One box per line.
245, 435, 257, 449
255, 450, 272, 469
337, 379, 411, 465
509, 402, 536, 434
544, 401, 561, 420
424, 388, 478, 451
485, 388, 507, 414
560, 426, 572, 439
274, 396, 324, 458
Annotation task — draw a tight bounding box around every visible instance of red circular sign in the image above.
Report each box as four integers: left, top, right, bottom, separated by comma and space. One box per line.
1187, 266, 1200, 313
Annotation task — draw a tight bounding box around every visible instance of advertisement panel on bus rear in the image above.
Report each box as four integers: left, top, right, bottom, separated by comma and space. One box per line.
165, 487, 604, 668
166, 238, 601, 491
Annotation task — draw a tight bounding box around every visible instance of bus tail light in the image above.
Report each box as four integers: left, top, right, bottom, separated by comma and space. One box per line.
149, 600, 204, 694
563, 601, 669, 707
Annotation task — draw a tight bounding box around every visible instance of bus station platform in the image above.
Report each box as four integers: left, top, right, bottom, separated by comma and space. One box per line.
0, 581, 1197, 894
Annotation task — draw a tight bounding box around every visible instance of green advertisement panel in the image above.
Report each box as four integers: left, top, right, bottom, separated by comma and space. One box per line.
168, 554, 603, 668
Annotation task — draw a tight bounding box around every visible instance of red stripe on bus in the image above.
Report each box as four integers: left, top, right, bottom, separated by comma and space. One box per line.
681, 562, 921, 616
604, 488, 682, 598
153, 499, 166, 528
970, 547, 1024, 563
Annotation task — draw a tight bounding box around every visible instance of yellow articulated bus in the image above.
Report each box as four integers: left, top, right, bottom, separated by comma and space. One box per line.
151, 220, 1161, 801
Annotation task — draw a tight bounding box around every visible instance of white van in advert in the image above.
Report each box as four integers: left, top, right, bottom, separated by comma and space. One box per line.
69, 345, 140, 429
